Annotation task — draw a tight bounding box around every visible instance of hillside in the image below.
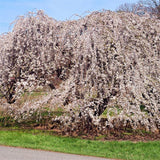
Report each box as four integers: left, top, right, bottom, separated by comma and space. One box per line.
0, 10, 160, 136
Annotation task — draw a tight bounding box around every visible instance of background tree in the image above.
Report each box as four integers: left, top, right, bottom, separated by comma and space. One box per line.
117, 0, 160, 19
141, 0, 160, 18
117, 2, 146, 15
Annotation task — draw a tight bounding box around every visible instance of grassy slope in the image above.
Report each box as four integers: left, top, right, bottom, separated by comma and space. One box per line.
0, 130, 159, 160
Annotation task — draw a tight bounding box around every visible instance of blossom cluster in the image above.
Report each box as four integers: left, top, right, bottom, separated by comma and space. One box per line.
0, 10, 160, 132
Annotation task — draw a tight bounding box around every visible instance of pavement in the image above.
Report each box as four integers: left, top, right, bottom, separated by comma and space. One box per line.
0, 146, 113, 160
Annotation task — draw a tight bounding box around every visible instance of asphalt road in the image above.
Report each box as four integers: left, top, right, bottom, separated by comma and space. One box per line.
0, 146, 112, 160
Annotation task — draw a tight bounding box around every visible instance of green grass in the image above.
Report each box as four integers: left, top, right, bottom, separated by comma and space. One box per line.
0, 130, 159, 160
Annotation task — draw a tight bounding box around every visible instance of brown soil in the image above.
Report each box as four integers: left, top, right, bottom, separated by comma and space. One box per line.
33, 125, 160, 142
1, 122, 160, 142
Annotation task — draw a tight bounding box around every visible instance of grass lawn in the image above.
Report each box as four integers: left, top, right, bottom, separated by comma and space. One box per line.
0, 129, 159, 160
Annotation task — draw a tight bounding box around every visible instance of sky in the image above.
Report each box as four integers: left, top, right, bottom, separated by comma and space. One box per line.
0, 0, 139, 34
